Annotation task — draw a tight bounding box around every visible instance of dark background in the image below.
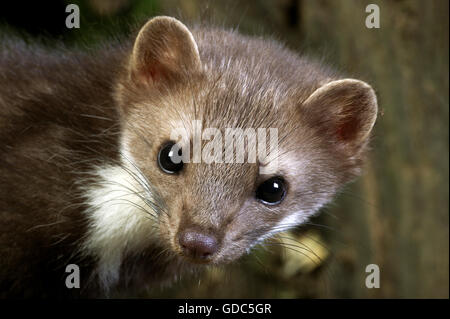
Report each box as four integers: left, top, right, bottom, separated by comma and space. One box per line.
0, 0, 448, 298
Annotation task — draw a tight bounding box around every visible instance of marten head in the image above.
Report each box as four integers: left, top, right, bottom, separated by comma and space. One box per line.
85, 16, 377, 288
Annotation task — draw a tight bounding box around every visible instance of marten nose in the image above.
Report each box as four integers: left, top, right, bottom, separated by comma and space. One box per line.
178, 229, 219, 261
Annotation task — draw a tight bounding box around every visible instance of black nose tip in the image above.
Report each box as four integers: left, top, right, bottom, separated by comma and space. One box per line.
178, 229, 219, 260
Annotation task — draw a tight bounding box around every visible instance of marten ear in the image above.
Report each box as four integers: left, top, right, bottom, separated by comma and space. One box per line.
129, 16, 202, 86
302, 79, 378, 156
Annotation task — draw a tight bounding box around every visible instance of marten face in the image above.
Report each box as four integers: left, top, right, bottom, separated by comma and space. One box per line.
119, 85, 330, 266
83, 17, 377, 289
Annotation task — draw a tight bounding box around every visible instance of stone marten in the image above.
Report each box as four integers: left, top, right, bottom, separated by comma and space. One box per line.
0, 16, 377, 297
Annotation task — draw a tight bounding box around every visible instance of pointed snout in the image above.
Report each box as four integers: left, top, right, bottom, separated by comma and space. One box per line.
178, 228, 219, 262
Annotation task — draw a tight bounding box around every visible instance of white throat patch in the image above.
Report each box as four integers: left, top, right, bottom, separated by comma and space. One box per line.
81, 156, 160, 290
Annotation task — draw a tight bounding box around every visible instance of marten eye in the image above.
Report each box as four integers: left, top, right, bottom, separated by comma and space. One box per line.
256, 177, 286, 205
158, 142, 183, 174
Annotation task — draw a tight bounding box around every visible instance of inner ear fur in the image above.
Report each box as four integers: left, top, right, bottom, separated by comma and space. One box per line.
302, 79, 378, 156
129, 16, 202, 86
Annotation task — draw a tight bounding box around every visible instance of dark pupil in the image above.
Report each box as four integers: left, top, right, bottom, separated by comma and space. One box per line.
256, 177, 286, 205
158, 142, 183, 174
